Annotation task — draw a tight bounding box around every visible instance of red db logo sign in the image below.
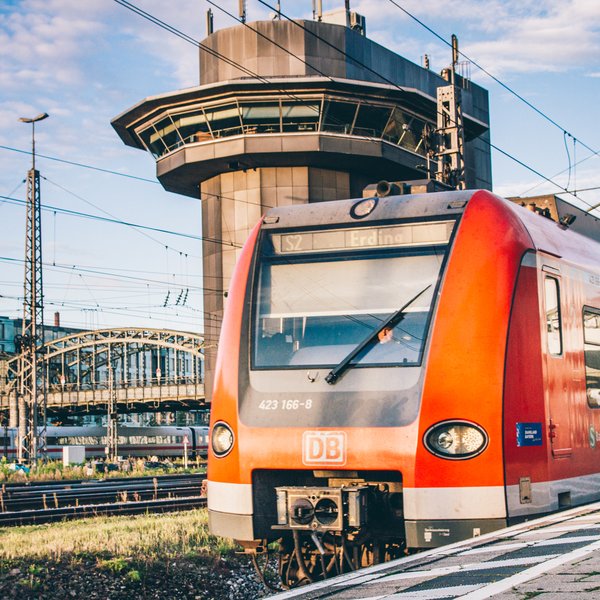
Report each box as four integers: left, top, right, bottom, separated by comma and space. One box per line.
302, 431, 346, 466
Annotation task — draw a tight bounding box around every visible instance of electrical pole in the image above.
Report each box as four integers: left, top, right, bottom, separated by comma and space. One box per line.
17, 112, 49, 464
435, 35, 466, 190
106, 364, 118, 462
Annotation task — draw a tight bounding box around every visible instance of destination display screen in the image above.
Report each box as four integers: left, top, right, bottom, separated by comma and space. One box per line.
271, 221, 454, 254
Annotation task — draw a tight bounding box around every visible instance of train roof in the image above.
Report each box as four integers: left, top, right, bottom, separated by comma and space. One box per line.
507, 193, 600, 245
260, 188, 600, 273
262, 187, 600, 245
261, 189, 477, 230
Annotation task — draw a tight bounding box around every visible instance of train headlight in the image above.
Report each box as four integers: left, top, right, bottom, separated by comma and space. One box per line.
211, 422, 234, 457
424, 420, 488, 459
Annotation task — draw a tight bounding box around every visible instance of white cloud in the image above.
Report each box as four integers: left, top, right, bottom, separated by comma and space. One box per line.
114, 1, 199, 89
465, 3, 600, 75
0, 0, 202, 109
493, 160, 600, 209
0, 0, 112, 91
354, 0, 600, 76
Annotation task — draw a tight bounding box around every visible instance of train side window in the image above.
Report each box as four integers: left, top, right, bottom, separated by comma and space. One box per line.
544, 277, 562, 356
583, 308, 600, 408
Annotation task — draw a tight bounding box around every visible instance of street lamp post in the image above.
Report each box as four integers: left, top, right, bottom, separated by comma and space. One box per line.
19, 113, 48, 170
17, 112, 49, 464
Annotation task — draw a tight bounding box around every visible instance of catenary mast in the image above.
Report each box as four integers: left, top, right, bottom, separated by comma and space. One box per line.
17, 112, 49, 464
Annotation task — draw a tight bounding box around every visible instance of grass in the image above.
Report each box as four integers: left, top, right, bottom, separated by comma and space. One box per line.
0, 508, 236, 562
0, 509, 252, 599
0, 457, 206, 483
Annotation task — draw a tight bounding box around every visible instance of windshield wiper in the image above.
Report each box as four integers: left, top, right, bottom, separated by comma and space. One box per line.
325, 284, 432, 385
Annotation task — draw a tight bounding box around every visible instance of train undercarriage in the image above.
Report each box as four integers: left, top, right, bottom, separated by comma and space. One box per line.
245, 474, 408, 588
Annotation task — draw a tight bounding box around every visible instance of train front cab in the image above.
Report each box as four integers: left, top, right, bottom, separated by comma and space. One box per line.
207, 188, 600, 560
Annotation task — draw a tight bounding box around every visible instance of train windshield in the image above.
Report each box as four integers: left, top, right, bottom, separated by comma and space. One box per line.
253, 220, 454, 369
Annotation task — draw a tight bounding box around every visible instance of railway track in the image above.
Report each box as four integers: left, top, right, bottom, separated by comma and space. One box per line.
0, 473, 206, 526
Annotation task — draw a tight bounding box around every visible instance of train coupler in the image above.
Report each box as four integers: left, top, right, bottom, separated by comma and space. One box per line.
274, 485, 369, 532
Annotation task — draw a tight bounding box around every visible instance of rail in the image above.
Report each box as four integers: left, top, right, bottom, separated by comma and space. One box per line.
0, 473, 206, 526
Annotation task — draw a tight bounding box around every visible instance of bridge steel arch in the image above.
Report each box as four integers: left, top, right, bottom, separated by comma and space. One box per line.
0, 328, 206, 425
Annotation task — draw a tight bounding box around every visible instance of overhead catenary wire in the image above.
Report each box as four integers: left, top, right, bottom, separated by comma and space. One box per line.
255, 0, 597, 210
383, 0, 600, 161
25, 302, 205, 331
0, 252, 229, 284
40, 178, 204, 314
490, 144, 596, 209
0, 256, 224, 293
1, 165, 234, 322
0, 280, 206, 329
4, 1, 597, 330
14, 3, 592, 216
112, 0, 378, 137
563, 132, 572, 193
2, 286, 218, 325
0, 144, 159, 184
1, 284, 204, 312
519, 150, 599, 198
1, 179, 26, 207
42, 176, 202, 259
0, 194, 240, 248
2, 2, 592, 197
0, 281, 195, 304
4, 292, 198, 315
1, 2, 594, 216
0, 144, 278, 211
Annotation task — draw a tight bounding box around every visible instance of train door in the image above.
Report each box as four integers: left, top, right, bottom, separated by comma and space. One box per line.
542, 266, 572, 457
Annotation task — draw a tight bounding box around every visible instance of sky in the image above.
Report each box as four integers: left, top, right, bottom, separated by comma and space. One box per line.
0, 0, 599, 335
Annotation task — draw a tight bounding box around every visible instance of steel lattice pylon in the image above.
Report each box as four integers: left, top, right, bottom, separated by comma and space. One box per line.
435, 35, 466, 191
17, 165, 46, 463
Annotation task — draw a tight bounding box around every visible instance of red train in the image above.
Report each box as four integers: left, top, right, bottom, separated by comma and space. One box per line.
207, 186, 600, 586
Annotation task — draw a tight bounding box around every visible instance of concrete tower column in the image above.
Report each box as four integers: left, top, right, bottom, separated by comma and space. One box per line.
202, 166, 352, 395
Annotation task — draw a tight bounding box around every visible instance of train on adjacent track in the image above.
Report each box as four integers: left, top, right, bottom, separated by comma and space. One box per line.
1, 425, 209, 460
207, 183, 600, 586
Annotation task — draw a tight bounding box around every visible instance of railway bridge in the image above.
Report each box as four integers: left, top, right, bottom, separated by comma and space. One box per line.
0, 328, 206, 425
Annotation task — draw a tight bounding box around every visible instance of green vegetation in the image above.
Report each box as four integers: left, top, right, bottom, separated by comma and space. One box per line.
126, 569, 142, 583
0, 508, 234, 562
0, 457, 206, 483
98, 557, 129, 573
0, 509, 255, 599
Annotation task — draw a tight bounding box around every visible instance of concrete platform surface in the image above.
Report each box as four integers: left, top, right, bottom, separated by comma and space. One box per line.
272, 502, 600, 599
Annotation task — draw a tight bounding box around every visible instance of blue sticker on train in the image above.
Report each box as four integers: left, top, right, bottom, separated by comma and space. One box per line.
516, 422, 543, 447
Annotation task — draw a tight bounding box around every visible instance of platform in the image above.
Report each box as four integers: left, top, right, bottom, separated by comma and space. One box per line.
273, 502, 600, 599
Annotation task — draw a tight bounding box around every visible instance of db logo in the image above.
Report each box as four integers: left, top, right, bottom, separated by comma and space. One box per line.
302, 431, 346, 466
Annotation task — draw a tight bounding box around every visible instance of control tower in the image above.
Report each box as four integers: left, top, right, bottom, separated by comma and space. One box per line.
112, 8, 492, 399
